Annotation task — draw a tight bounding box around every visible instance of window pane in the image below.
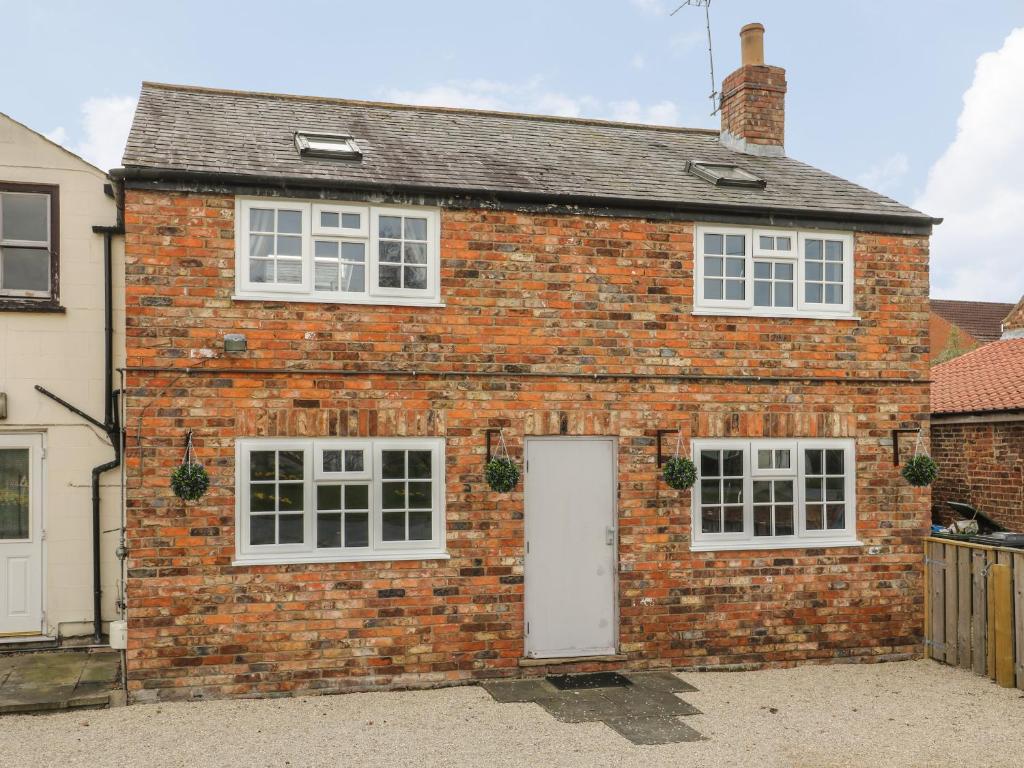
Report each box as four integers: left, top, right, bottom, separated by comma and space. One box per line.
320, 211, 339, 228
277, 210, 302, 234
754, 281, 771, 307
826, 477, 845, 501
826, 504, 845, 529
700, 450, 720, 477
776, 236, 791, 251
250, 234, 274, 257
725, 280, 744, 301
314, 240, 337, 259
250, 451, 276, 480
341, 242, 365, 263
379, 216, 402, 239
700, 479, 720, 504
759, 235, 773, 250
278, 483, 303, 511
382, 511, 405, 541
805, 449, 823, 476
279, 514, 304, 544
805, 239, 823, 259
725, 234, 745, 256
775, 450, 791, 469
2, 248, 49, 292
344, 483, 369, 510
723, 506, 744, 532
250, 208, 274, 232
701, 507, 721, 533
824, 284, 843, 304
805, 477, 822, 503
704, 256, 723, 277
404, 266, 428, 290
276, 260, 302, 284
344, 450, 365, 473
754, 261, 772, 280
253, 485, 281, 515
775, 282, 794, 307
753, 480, 771, 504
805, 504, 824, 530
382, 451, 405, 479
277, 235, 302, 257
407, 481, 431, 508
703, 233, 723, 255
404, 242, 428, 264
725, 258, 745, 277
279, 451, 304, 480
250, 515, 275, 545
379, 265, 401, 288
249, 259, 272, 283
317, 514, 342, 548
722, 478, 743, 504
723, 450, 743, 476
703, 278, 723, 300
753, 507, 771, 536
805, 283, 823, 304
774, 480, 793, 503
382, 482, 405, 509
825, 263, 843, 283
408, 510, 432, 540
314, 261, 339, 291
316, 484, 341, 510
407, 451, 432, 478
404, 218, 428, 240
341, 213, 361, 229
340, 264, 365, 292
806, 261, 823, 281
825, 449, 844, 475
776, 262, 793, 280
825, 240, 843, 261
345, 513, 369, 547
0, 449, 30, 539
757, 450, 772, 469
2, 194, 48, 242
775, 505, 794, 535
379, 241, 401, 263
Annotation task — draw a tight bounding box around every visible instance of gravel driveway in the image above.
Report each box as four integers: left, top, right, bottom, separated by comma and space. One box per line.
2, 660, 1022, 768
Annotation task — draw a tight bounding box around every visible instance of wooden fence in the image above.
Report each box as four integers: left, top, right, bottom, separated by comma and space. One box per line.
924, 537, 1024, 689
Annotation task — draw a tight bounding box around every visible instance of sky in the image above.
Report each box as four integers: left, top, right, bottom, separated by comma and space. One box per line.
2, 0, 1023, 302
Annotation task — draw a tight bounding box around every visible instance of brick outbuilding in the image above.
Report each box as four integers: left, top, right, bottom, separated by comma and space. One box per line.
113, 25, 937, 700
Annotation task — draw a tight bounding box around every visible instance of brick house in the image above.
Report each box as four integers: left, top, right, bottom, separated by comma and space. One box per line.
929, 298, 1015, 364
115, 24, 937, 701
931, 297, 1024, 530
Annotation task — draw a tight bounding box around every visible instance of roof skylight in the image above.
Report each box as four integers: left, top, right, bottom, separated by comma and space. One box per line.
687, 161, 766, 189
294, 132, 362, 160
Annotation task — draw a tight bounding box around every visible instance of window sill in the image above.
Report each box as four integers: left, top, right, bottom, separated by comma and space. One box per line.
0, 299, 65, 313
689, 538, 862, 553
232, 550, 451, 566
232, 293, 445, 308
691, 308, 859, 321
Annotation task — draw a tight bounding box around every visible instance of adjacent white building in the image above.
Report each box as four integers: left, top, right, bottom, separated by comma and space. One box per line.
0, 112, 123, 643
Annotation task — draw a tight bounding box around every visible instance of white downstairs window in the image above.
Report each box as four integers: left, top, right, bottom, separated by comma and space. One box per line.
236, 198, 441, 306
235, 437, 447, 564
694, 225, 854, 318
690, 438, 858, 552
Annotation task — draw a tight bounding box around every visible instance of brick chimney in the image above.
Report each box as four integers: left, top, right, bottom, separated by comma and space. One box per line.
719, 23, 787, 157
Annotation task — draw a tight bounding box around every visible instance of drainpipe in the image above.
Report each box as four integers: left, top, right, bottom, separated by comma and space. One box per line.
35, 220, 122, 644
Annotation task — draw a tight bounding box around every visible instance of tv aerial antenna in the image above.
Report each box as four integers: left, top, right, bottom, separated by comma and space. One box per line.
670, 0, 719, 115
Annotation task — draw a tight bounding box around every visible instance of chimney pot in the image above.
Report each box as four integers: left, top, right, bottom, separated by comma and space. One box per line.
740, 22, 765, 66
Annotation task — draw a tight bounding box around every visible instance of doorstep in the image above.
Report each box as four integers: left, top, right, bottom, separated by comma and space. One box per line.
519, 654, 628, 667
0, 649, 120, 715
0, 635, 58, 652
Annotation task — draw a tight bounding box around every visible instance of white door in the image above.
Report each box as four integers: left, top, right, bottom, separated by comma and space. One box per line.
0, 434, 44, 636
524, 437, 616, 658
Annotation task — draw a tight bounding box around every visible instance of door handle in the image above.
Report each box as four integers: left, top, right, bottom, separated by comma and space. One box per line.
605, 526, 615, 546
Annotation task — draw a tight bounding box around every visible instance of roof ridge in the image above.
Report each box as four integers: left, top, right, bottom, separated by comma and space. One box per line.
140, 81, 723, 136
930, 298, 1015, 308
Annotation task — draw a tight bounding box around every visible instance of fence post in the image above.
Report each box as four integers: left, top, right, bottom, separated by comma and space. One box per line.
991, 563, 1014, 688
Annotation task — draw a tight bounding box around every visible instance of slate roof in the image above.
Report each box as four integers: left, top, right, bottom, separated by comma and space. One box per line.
120, 82, 937, 227
930, 299, 1016, 344
931, 339, 1024, 415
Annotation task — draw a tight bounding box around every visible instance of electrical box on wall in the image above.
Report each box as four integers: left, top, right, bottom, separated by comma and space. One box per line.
0, 392, 7, 420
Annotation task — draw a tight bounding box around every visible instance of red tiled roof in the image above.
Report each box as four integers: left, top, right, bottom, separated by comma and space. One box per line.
931, 339, 1024, 415
930, 299, 1016, 343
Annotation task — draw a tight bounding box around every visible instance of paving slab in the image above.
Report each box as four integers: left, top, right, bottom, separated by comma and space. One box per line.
605, 715, 707, 745
625, 670, 699, 694
0, 650, 120, 715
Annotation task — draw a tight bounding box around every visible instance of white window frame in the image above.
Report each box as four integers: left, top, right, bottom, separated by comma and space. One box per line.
0, 190, 53, 299
694, 225, 857, 320
234, 437, 448, 565
690, 437, 859, 552
234, 197, 442, 307
797, 231, 855, 316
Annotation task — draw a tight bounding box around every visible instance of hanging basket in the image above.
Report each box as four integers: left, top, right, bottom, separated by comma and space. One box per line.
663, 456, 697, 490
484, 429, 520, 492
170, 431, 210, 501
901, 454, 938, 487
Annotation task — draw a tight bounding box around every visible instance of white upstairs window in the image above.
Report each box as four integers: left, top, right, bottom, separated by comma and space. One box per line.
235, 198, 441, 306
694, 225, 854, 319
690, 438, 858, 552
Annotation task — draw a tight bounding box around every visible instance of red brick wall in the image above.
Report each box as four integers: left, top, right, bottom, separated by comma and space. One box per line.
123, 190, 931, 701
931, 419, 1024, 530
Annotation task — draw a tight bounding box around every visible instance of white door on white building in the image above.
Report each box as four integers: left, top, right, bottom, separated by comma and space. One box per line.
524, 437, 617, 659
0, 434, 44, 636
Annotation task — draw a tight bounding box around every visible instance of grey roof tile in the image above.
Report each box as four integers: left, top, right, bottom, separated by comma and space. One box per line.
121, 83, 935, 224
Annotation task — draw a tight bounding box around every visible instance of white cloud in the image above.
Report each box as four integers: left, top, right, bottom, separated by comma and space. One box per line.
383, 80, 682, 126
915, 28, 1024, 302
857, 153, 909, 197
46, 96, 137, 171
